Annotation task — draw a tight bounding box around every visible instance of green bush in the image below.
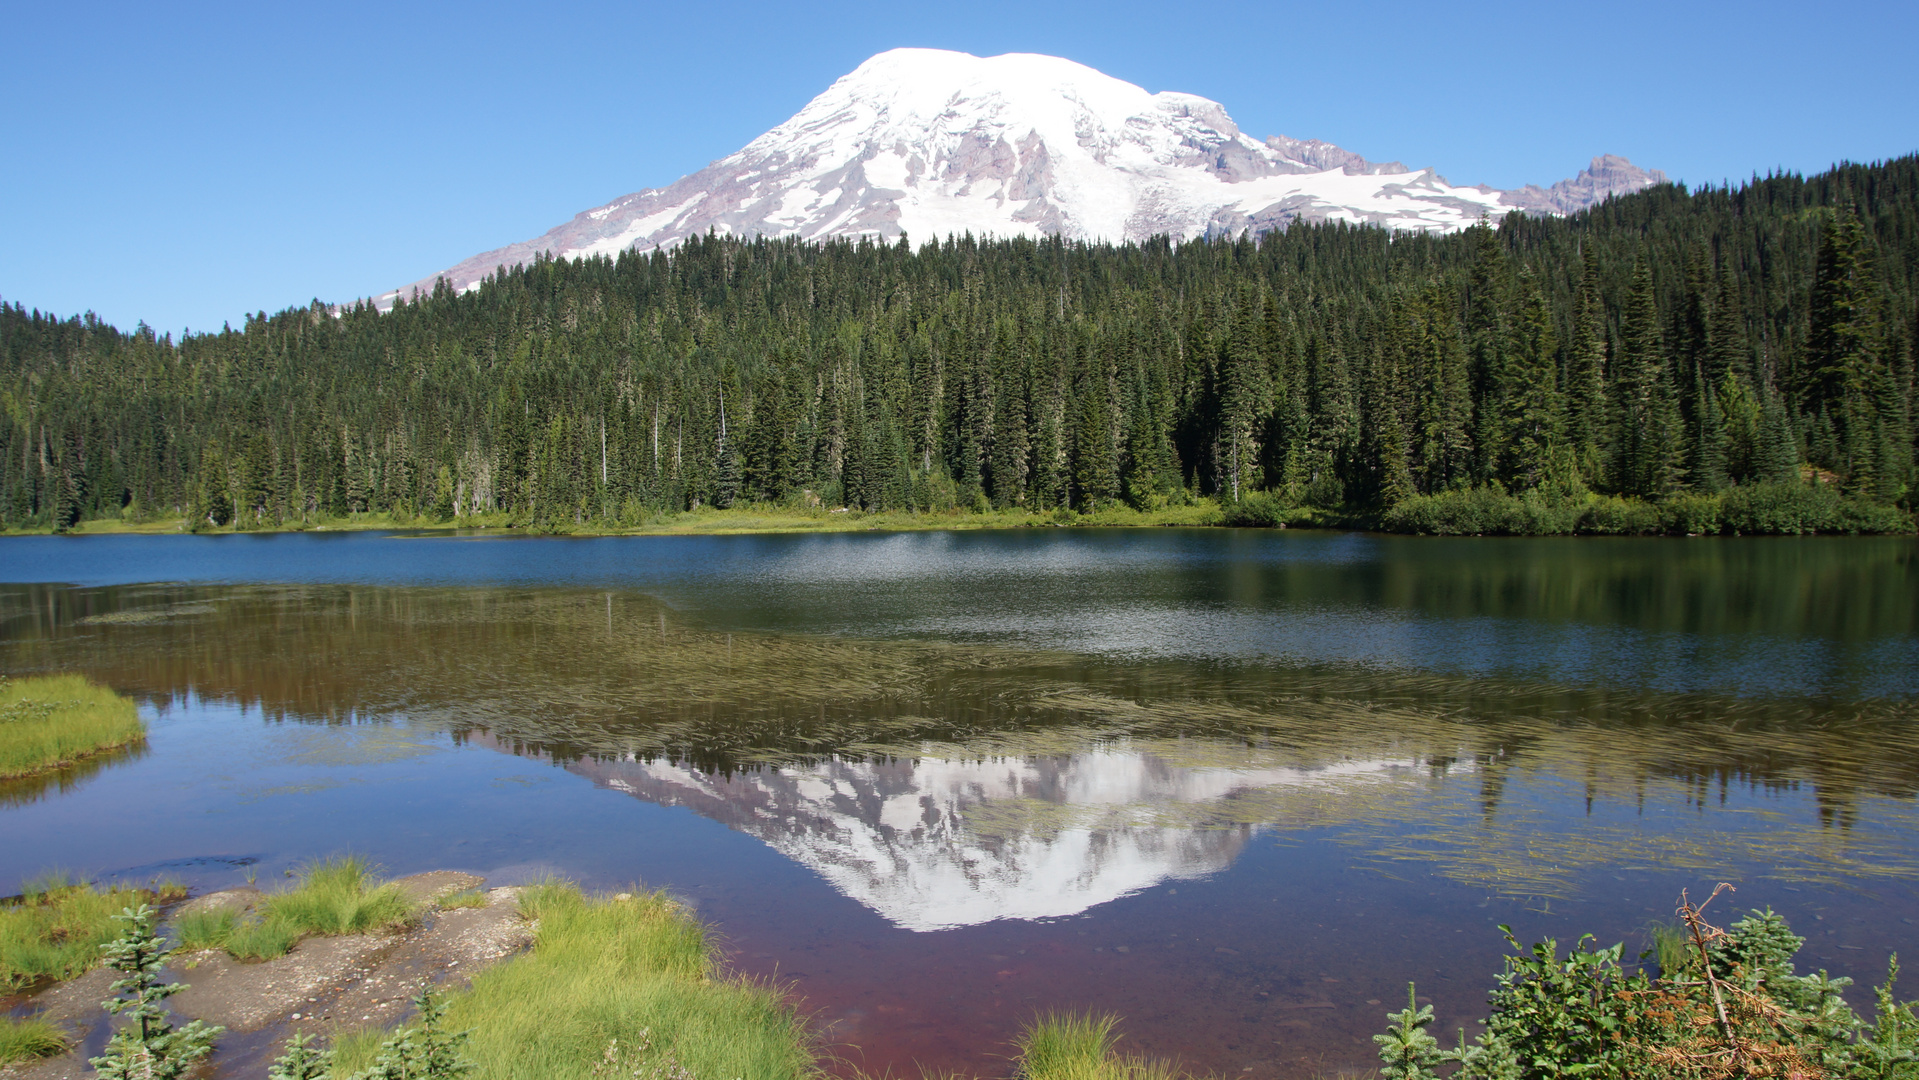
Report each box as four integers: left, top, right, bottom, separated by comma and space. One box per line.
227, 917, 304, 961
1575, 496, 1664, 535
1660, 493, 1723, 535
171, 908, 239, 953
1380, 487, 1580, 536
1220, 491, 1302, 528
1376, 483, 1914, 537
1372, 895, 1919, 1079
1722, 482, 1914, 534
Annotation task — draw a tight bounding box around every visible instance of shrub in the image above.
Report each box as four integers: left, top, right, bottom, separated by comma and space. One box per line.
338, 990, 472, 1080
1722, 482, 1914, 535
1219, 491, 1296, 528
1372, 886, 1919, 1079
1576, 496, 1664, 535
1661, 493, 1723, 535
1377, 482, 1914, 537
1381, 487, 1580, 536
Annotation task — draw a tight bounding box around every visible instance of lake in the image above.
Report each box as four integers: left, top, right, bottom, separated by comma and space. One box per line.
2, 528, 1917, 1078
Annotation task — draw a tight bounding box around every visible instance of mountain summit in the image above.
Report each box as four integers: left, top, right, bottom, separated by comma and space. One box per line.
382, 49, 1664, 305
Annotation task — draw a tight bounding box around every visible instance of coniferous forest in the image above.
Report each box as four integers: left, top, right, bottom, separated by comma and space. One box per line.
3, 155, 1916, 535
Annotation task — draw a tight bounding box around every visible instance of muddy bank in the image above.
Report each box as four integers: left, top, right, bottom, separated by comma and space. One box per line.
2, 872, 532, 1078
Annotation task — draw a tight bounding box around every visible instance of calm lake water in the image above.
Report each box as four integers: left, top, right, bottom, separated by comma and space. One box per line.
3, 529, 1917, 1078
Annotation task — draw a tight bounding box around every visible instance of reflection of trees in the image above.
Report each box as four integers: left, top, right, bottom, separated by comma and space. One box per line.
2, 581, 1916, 837
0, 740, 145, 808
1240, 536, 1919, 643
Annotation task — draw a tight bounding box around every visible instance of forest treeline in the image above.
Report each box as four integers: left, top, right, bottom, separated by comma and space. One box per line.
3, 155, 1916, 534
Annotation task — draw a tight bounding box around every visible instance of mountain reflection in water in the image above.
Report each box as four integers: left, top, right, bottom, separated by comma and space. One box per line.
570, 748, 1409, 930
6, 579, 1919, 906
3, 530, 1918, 1080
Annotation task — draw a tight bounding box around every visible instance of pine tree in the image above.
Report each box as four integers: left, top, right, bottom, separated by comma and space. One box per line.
1612, 262, 1685, 497
1463, 220, 1511, 483
1500, 269, 1561, 491
269, 1032, 334, 1080
90, 905, 224, 1080
1411, 285, 1472, 493
1565, 248, 1610, 486
1216, 291, 1271, 502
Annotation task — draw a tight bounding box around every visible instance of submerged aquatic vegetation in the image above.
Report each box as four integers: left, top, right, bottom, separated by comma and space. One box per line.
19, 581, 1919, 901
0, 673, 144, 778
329, 882, 814, 1080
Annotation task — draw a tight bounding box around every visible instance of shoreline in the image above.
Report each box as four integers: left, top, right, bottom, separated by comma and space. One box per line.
2, 503, 1236, 539
3, 487, 1912, 540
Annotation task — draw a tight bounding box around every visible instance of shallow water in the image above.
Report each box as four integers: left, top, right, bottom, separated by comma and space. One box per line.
2, 530, 1916, 1077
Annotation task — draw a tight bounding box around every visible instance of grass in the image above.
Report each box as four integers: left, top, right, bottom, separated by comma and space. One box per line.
0, 673, 145, 779
6, 500, 1232, 538
1645, 920, 1695, 977
440, 888, 488, 909
0, 874, 185, 990
328, 881, 815, 1080
173, 855, 416, 962
0, 1016, 68, 1065
1016, 1012, 1181, 1080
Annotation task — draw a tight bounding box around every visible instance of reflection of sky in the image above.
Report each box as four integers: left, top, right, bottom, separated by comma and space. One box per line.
577, 747, 1411, 931
4, 529, 1913, 699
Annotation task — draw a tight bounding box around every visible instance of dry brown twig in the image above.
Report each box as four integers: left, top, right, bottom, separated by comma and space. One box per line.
1633, 883, 1822, 1080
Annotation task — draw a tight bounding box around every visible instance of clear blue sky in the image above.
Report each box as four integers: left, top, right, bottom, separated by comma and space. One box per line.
3, 0, 1913, 333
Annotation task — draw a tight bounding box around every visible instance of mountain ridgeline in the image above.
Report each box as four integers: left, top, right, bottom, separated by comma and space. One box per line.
3, 156, 1916, 535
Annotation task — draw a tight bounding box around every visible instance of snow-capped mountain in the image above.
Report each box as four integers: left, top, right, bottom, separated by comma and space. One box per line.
380, 49, 1665, 306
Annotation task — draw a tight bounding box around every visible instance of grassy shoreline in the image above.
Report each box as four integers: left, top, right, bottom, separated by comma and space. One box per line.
0, 502, 1231, 538
0, 674, 145, 780
326, 881, 816, 1080
5, 481, 1910, 538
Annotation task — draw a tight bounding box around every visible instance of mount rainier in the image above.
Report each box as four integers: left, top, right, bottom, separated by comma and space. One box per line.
382, 48, 1664, 305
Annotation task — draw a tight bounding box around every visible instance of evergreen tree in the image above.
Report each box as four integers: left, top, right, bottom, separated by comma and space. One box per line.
1611, 262, 1685, 497
90, 905, 223, 1080
1500, 269, 1561, 490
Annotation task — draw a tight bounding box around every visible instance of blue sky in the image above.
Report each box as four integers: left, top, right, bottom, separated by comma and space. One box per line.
2, 0, 1914, 333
